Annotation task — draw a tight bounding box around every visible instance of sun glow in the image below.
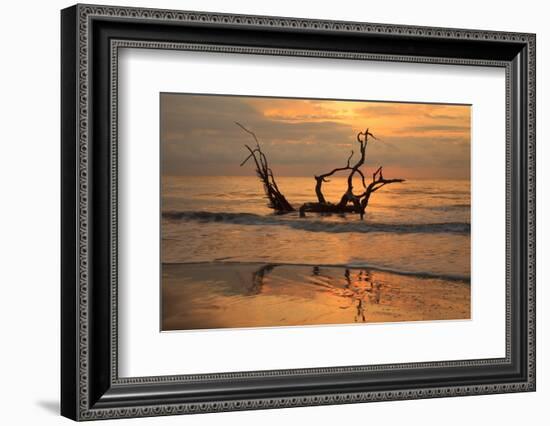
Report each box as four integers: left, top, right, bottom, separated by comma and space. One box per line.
161, 94, 471, 179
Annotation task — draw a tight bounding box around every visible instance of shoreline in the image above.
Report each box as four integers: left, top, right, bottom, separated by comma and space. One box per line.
163, 260, 470, 283
162, 262, 471, 331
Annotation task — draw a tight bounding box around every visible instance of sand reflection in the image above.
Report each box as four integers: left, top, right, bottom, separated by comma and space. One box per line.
162, 263, 470, 331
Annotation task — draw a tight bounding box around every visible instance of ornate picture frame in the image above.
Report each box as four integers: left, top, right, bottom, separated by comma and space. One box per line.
61, 4, 535, 420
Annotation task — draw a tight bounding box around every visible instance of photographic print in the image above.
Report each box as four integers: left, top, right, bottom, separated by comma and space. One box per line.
160, 93, 471, 331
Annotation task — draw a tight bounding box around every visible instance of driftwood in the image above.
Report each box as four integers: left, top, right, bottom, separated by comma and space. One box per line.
237, 124, 404, 220
236, 122, 294, 213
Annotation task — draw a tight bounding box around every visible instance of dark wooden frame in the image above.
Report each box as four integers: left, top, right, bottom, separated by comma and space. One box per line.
61, 4, 536, 421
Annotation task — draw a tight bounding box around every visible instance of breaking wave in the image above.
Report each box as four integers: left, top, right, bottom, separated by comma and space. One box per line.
163, 211, 470, 235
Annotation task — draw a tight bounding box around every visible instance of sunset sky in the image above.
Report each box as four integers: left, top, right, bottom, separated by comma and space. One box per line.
160, 94, 471, 179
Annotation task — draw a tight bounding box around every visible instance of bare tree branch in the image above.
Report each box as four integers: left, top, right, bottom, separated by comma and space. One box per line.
302, 129, 404, 219
237, 123, 294, 213
238, 123, 404, 220
235, 121, 260, 147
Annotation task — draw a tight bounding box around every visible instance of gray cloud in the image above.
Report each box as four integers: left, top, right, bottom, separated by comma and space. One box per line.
161, 94, 470, 179
161, 94, 355, 175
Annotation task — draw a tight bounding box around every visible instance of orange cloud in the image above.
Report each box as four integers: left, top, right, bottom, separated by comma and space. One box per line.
162, 94, 471, 179
243, 97, 470, 143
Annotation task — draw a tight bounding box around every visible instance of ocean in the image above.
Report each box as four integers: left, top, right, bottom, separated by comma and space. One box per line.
161, 175, 471, 330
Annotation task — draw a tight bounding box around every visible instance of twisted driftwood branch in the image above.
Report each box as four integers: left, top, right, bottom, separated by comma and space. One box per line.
238, 123, 404, 220
236, 122, 294, 213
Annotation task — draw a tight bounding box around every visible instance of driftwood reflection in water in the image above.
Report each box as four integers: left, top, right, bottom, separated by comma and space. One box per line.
250, 264, 383, 322
248, 264, 276, 295
162, 262, 471, 330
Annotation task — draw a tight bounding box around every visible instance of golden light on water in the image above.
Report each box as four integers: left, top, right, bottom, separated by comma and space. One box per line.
162, 263, 470, 330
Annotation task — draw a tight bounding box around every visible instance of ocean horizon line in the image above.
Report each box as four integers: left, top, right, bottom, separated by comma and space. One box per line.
163, 174, 472, 181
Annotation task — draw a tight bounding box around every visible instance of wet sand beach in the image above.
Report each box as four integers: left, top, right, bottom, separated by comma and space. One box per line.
162, 262, 470, 331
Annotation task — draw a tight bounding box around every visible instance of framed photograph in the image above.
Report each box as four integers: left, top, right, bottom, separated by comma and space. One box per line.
61, 4, 536, 421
